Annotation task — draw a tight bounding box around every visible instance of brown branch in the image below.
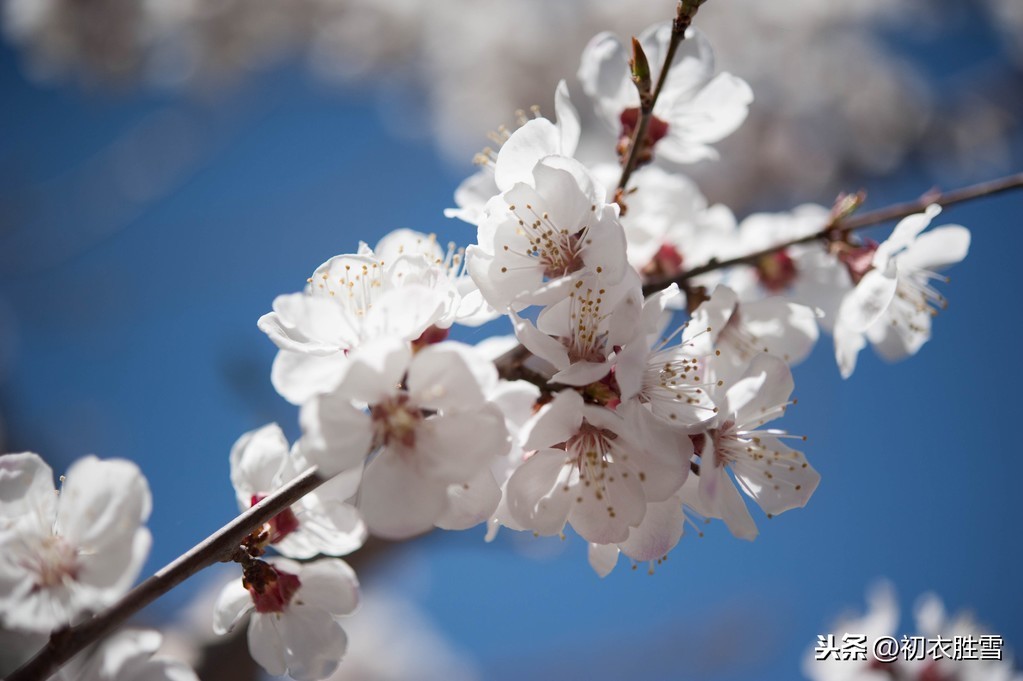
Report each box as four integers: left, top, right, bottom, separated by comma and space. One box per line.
640, 171, 1023, 296
6, 466, 331, 681
616, 0, 708, 197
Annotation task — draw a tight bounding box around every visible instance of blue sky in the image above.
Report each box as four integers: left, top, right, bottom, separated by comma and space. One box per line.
1, 15, 1021, 681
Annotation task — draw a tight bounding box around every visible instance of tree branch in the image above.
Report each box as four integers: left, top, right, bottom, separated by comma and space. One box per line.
616, 0, 708, 196
640, 171, 1023, 296
6, 466, 330, 681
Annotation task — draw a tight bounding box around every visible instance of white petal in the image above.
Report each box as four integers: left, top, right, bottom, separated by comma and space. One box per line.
281, 495, 366, 559
698, 465, 758, 541
833, 320, 867, 379
229, 424, 290, 510
414, 408, 509, 484
258, 294, 357, 354
619, 495, 685, 562
333, 340, 410, 406
75, 527, 151, 604
358, 452, 447, 540
361, 285, 447, 346
522, 390, 584, 451
407, 342, 494, 411
294, 559, 359, 617
874, 204, 940, 266
554, 79, 581, 157
505, 449, 573, 536
551, 360, 611, 386
899, 225, 970, 271
511, 312, 571, 371
577, 31, 633, 128
494, 119, 560, 191
436, 469, 502, 531
212, 579, 254, 635
587, 542, 620, 578
726, 354, 794, 429
247, 615, 286, 677
271, 350, 348, 405
0, 452, 55, 522
732, 437, 820, 515
741, 298, 819, 366
278, 606, 348, 681
299, 394, 374, 477
839, 269, 898, 333
57, 457, 151, 548
446, 169, 499, 225
568, 458, 647, 546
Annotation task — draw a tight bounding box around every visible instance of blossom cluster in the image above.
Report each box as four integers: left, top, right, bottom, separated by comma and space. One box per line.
214, 16, 971, 678
0, 11, 978, 681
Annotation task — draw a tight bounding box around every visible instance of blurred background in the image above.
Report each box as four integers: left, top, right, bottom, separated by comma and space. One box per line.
0, 0, 1021, 679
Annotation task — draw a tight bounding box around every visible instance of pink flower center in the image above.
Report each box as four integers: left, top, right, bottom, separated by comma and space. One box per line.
756, 250, 798, 292
371, 393, 423, 448
618, 108, 670, 167
244, 562, 301, 614
411, 324, 449, 351
837, 241, 879, 285
250, 495, 301, 544
642, 243, 686, 280
25, 534, 79, 591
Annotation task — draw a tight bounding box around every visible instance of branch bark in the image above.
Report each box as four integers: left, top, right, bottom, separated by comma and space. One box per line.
640, 171, 1023, 296
616, 0, 708, 196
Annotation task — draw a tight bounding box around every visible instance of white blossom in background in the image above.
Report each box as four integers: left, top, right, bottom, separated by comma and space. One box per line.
688, 284, 819, 383
0, 452, 152, 633
910, 593, 1023, 681
229, 424, 366, 559
579, 23, 752, 164
5, 0, 1017, 210
723, 204, 849, 313
804, 583, 1023, 681
214, 558, 359, 681
316, 588, 479, 681
803, 581, 900, 681
607, 164, 737, 278
54, 629, 200, 681
833, 205, 970, 378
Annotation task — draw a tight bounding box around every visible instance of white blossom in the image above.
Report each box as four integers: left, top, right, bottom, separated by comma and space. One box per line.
229, 424, 366, 559
833, 205, 970, 378
505, 390, 690, 549
693, 354, 819, 540
579, 22, 752, 164
55, 629, 199, 681
0, 453, 151, 633
213, 558, 358, 681
467, 156, 628, 312
299, 340, 510, 539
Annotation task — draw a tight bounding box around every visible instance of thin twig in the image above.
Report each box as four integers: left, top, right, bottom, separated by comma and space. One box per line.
640, 171, 1023, 296
616, 0, 707, 196
6, 467, 330, 681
